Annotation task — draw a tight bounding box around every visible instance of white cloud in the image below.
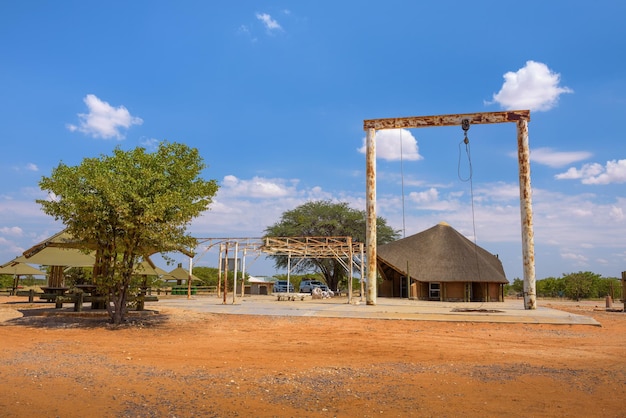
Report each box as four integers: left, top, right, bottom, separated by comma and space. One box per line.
609, 206, 624, 221
409, 187, 438, 204
560, 251, 589, 265
527, 147, 592, 168
220, 175, 297, 198
140, 137, 161, 151
0, 226, 23, 236
555, 159, 626, 184
67, 94, 143, 140
358, 129, 423, 161
488, 60, 573, 111
256, 12, 282, 32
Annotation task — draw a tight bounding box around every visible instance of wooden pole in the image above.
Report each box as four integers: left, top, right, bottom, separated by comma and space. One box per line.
347, 236, 353, 301
232, 242, 238, 304
241, 248, 247, 298
517, 119, 536, 309
187, 256, 193, 300
223, 243, 228, 304
622, 271, 626, 312
217, 244, 223, 298
365, 127, 377, 305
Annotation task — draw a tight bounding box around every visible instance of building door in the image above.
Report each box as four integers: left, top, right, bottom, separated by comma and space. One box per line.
429, 282, 441, 301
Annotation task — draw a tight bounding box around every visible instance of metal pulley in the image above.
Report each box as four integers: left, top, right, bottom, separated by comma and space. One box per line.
461, 119, 470, 144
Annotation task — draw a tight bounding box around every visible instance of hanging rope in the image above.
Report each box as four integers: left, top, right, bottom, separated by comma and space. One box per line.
457, 119, 482, 283
399, 129, 406, 238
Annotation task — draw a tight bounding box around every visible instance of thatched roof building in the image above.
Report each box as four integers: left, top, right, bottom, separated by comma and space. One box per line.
377, 222, 507, 302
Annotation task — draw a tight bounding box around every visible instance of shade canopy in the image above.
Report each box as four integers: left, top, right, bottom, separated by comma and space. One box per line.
16, 247, 96, 267
23, 229, 194, 258
0, 259, 46, 276
134, 259, 174, 278
377, 222, 508, 284
167, 266, 202, 282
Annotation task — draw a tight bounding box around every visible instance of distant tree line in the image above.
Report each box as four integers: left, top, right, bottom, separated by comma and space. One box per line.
506, 271, 623, 301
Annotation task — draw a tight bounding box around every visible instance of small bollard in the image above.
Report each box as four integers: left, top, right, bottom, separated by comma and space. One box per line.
74, 291, 84, 312
605, 295, 613, 309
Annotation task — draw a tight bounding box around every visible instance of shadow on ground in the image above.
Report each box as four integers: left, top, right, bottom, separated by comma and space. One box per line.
3, 307, 168, 329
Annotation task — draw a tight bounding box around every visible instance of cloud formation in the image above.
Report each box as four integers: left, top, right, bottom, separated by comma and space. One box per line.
67, 94, 143, 139
489, 60, 573, 111
555, 159, 626, 184
358, 129, 423, 161
221, 175, 296, 198
528, 147, 592, 168
256, 12, 282, 32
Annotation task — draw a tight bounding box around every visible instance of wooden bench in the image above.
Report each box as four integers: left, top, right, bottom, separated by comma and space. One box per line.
15, 289, 158, 311
195, 286, 217, 294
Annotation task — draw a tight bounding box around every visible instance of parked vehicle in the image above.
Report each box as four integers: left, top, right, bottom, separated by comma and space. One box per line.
299, 280, 329, 293
273, 280, 294, 293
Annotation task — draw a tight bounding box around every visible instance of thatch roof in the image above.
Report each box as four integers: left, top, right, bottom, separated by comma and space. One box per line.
377, 222, 507, 284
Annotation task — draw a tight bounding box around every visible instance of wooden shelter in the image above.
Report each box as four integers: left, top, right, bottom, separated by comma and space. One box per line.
377, 222, 507, 302
0, 258, 46, 294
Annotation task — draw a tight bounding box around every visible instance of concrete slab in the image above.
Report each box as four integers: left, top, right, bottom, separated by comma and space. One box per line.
154, 295, 600, 326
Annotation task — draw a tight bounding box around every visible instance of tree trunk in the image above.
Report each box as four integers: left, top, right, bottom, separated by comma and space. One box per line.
108, 287, 128, 325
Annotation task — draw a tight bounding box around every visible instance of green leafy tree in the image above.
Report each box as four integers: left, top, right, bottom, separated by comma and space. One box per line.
38, 142, 218, 324
562, 271, 600, 301
505, 277, 524, 296
192, 266, 248, 288
597, 276, 623, 300
264, 200, 400, 290
536, 276, 566, 298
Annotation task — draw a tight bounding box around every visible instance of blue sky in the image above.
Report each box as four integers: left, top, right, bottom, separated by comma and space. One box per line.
1, 1, 625, 280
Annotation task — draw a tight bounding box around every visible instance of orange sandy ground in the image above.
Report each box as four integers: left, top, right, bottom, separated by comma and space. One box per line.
0, 297, 624, 418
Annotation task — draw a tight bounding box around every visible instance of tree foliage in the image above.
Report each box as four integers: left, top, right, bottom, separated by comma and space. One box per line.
38, 142, 218, 324
533, 271, 622, 301
264, 200, 400, 290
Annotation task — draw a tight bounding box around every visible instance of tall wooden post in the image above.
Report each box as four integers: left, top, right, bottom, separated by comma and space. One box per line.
517, 119, 536, 309
187, 256, 193, 299
365, 127, 377, 305
222, 243, 228, 304
232, 242, 238, 304
217, 243, 223, 298
622, 271, 626, 312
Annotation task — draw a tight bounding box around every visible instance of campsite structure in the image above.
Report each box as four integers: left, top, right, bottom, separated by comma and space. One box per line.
363, 110, 536, 309
377, 222, 507, 301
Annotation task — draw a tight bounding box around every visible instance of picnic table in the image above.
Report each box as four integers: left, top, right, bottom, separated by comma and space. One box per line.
40, 287, 70, 308
74, 284, 105, 309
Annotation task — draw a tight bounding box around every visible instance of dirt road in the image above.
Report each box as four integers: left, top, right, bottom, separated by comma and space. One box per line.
0, 297, 624, 417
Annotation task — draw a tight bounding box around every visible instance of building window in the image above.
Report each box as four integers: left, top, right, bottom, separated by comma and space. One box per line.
429, 282, 441, 300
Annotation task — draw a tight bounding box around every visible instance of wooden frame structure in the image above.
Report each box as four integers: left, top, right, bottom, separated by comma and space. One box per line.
262, 236, 365, 303
195, 236, 365, 303
363, 110, 537, 309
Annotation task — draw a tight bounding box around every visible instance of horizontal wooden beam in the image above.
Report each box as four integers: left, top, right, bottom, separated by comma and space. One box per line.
363, 110, 530, 130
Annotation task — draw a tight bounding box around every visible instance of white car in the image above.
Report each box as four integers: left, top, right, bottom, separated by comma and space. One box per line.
299, 280, 329, 293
